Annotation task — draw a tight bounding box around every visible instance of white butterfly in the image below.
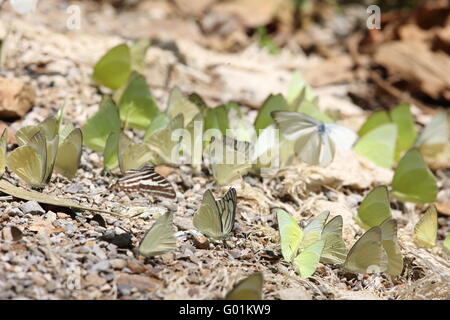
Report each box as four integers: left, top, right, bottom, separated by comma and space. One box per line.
9, 0, 38, 15
271, 111, 358, 167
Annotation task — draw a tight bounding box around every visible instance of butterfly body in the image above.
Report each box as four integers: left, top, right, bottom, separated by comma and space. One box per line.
116, 166, 176, 199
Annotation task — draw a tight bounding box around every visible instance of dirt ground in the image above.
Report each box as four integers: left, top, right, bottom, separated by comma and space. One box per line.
0, 0, 449, 300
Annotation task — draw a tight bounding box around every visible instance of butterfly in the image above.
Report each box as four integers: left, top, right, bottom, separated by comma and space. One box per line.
166, 86, 201, 125
443, 233, 450, 254
93, 43, 132, 90
277, 209, 340, 278
119, 72, 160, 130
117, 133, 153, 173
225, 273, 263, 300
392, 148, 437, 203
82, 97, 121, 152
342, 226, 387, 274
0, 128, 8, 177
320, 215, 347, 265
116, 166, 176, 199
354, 123, 397, 168
271, 111, 358, 167
7, 116, 60, 187
414, 205, 437, 248
136, 212, 177, 257
357, 104, 417, 163
355, 186, 392, 230
9, 0, 38, 15
193, 188, 237, 240
209, 136, 252, 185
415, 111, 449, 150
54, 125, 83, 179
146, 114, 184, 165
379, 218, 403, 276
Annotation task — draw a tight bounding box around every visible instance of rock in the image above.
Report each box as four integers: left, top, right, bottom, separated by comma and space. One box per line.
278, 287, 312, 300
19, 201, 45, 215
0, 77, 35, 120
90, 260, 110, 273
29, 274, 47, 286
99, 230, 132, 249
1, 226, 23, 241
109, 259, 127, 270
116, 274, 163, 292
192, 234, 209, 250
127, 260, 147, 274
84, 274, 107, 287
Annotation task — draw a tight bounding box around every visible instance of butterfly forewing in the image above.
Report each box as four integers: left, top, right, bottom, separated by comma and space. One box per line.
138, 212, 177, 257
117, 166, 176, 199
218, 187, 237, 236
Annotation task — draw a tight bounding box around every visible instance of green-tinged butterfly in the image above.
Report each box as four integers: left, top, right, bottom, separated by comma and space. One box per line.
271, 111, 358, 167
415, 111, 449, 150
7, 131, 48, 188
129, 39, 150, 74
144, 113, 171, 141
320, 216, 347, 265
117, 133, 153, 173
136, 212, 177, 257
276, 209, 330, 278
193, 188, 237, 240
225, 273, 263, 300
443, 233, 450, 254
392, 148, 437, 203
93, 43, 131, 90
354, 123, 397, 168
146, 114, 184, 165
342, 226, 388, 274
209, 136, 252, 186
358, 110, 390, 137
254, 94, 289, 132
0, 129, 7, 177
355, 186, 392, 230
119, 72, 160, 130
54, 127, 82, 179
379, 218, 403, 276
414, 205, 437, 248
293, 240, 325, 278
166, 86, 201, 125
82, 97, 121, 152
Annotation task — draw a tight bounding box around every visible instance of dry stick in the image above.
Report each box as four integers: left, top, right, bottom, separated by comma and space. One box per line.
369, 72, 436, 115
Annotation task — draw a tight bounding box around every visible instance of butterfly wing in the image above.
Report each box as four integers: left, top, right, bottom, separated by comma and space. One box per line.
379, 218, 403, 276
293, 240, 325, 278
271, 111, 318, 141
354, 123, 397, 168
117, 166, 176, 199
7, 145, 45, 187
320, 216, 347, 265
55, 128, 82, 179
343, 227, 387, 274
82, 97, 121, 152
146, 114, 184, 165
414, 205, 437, 248
118, 133, 153, 173
325, 123, 358, 152
193, 190, 223, 239
301, 211, 329, 249
356, 186, 392, 230
0, 129, 7, 177
217, 187, 237, 236
225, 273, 263, 300
443, 233, 450, 254
392, 149, 438, 203
276, 209, 303, 262
137, 212, 177, 257
416, 111, 449, 148
166, 86, 200, 125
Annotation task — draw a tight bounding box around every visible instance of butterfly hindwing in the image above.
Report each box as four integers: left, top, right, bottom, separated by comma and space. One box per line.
276, 209, 303, 262
137, 212, 177, 257
414, 205, 437, 248
225, 273, 263, 300
320, 216, 347, 265
117, 166, 176, 199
